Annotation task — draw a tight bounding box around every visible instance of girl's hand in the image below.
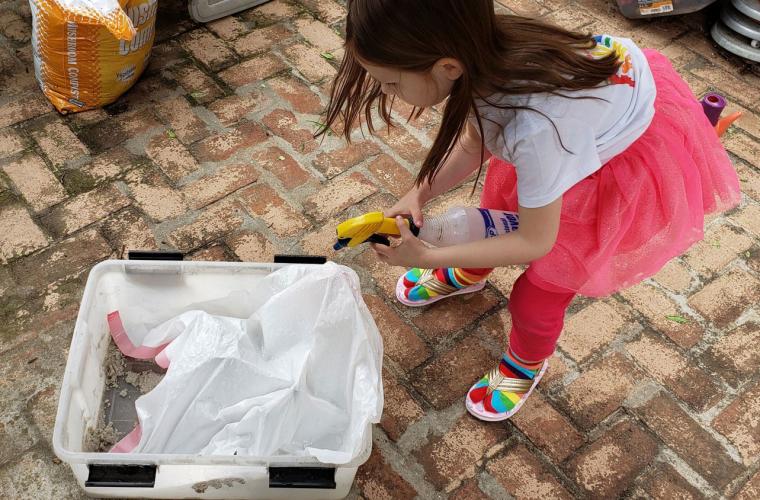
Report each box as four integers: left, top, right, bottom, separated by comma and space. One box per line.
372, 217, 431, 268
384, 185, 429, 228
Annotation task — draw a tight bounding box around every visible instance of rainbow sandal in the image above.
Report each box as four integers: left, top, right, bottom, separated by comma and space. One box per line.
396, 268, 486, 308
401, 267, 424, 288
465, 352, 548, 422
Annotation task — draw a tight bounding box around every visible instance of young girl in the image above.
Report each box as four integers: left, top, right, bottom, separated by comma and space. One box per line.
319, 0, 740, 421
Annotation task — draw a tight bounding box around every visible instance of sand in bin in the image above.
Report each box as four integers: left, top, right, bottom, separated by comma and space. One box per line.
104, 341, 126, 388
85, 339, 166, 452
84, 422, 119, 452
125, 370, 163, 393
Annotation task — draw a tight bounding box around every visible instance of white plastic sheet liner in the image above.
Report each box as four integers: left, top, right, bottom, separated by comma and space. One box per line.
113, 263, 383, 464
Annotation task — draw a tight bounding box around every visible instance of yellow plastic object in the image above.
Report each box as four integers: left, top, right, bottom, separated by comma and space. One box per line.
29, 0, 157, 113
335, 212, 408, 249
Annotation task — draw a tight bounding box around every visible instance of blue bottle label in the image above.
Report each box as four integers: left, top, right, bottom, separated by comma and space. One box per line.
478, 208, 498, 238
478, 209, 519, 238
502, 212, 519, 232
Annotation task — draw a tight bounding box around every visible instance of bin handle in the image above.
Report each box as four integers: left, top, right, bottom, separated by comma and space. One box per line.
269, 466, 336, 489
128, 250, 184, 261
85, 464, 157, 488
273, 255, 327, 264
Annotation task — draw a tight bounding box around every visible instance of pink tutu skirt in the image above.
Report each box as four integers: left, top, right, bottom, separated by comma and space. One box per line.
480, 49, 741, 297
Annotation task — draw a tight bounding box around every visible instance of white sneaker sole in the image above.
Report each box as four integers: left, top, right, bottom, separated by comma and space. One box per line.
395, 273, 486, 308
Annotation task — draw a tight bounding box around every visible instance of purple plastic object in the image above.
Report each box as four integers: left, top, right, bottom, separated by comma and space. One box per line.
701, 92, 727, 126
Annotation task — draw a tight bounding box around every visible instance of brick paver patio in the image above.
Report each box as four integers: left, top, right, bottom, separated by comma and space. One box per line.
1, 0, 759, 498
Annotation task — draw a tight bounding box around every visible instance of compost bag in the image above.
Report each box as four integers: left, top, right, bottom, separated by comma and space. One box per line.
29, 0, 157, 113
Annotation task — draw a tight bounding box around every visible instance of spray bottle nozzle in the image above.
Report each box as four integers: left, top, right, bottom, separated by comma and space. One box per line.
333, 212, 417, 250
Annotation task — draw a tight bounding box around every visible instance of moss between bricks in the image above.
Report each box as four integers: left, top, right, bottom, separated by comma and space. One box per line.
60, 169, 98, 196
0, 186, 20, 207
0, 293, 43, 343
49, 277, 86, 307
0, 272, 86, 343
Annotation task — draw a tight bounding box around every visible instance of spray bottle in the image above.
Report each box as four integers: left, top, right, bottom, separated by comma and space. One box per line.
333, 207, 519, 250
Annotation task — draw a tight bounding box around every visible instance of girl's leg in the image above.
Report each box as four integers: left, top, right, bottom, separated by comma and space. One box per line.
402, 267, 493, 304
508, 272, 576, 362
466, 271, 575, 421
398, 162, 514, 307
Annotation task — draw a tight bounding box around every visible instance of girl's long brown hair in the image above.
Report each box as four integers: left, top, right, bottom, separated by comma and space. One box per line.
318, 0, 621, 188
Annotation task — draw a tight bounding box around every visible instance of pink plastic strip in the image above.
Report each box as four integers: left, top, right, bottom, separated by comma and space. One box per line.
110, 425, 142, 453
108, 311, 167, 359
155, 348, 170, 369
107, 311, 172, 455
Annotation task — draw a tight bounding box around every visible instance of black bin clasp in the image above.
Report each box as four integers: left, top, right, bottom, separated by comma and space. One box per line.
127, 250, 184, 261
85, 464, 157, 488
273, 254, 327, 265
269, 467, 337, 489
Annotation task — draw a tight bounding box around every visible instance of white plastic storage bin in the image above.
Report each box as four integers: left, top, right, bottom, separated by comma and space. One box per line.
53, 255, 373, 499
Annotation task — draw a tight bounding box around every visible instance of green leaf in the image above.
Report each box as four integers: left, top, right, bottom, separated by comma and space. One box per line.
666, 315, 688, 324
710, 240, 721, 248
165, 129, 177, 139
277, 155, 286, 161
308, 120, 333, 136
190, 91, 206, 99
320, 51, 335, 60
746, 251, 752, 258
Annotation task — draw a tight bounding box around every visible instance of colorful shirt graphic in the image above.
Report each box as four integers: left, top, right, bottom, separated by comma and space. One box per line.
470, 35, 656, 208
590, 34, 636, 88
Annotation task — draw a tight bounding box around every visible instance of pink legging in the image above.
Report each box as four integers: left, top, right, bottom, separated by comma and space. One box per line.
462, 268, 575, 361
507, 272, 575, 361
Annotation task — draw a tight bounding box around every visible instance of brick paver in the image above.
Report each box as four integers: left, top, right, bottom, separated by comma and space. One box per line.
1, 0, 759, 498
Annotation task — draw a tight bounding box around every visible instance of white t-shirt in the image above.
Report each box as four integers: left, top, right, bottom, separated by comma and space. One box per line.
472, 35, 656, 208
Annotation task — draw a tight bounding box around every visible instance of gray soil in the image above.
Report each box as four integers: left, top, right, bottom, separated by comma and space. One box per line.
84, 422, 119, 452
124, 370, 163, 393
104, 341, 126, 388
84, 339, 166, 452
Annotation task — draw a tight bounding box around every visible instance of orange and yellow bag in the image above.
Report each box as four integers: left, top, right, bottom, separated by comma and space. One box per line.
29, 0, 157, 113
